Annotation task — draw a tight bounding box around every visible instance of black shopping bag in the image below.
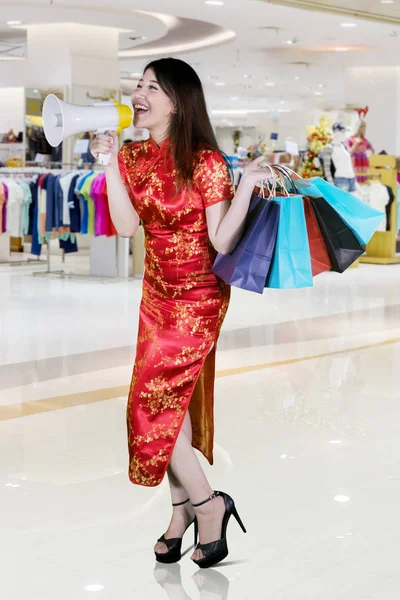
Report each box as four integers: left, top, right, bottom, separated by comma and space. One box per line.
307, 195, 365, 273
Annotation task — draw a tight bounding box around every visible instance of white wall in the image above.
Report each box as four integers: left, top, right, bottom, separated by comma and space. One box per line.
215, 126, 257, 155
0, 88, 25, 135
345, 67, 399, 155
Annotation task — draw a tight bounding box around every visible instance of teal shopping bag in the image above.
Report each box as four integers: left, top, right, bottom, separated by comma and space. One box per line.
292, 177, 384, 245
267, 194, 313, 289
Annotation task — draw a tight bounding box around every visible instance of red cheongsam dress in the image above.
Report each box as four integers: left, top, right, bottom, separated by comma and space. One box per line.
117, 138, 234, 487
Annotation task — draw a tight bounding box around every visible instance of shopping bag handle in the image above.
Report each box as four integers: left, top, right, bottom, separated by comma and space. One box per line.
258, 163, 278, 199
272, 164, 312, 194
270, 166, 292, 197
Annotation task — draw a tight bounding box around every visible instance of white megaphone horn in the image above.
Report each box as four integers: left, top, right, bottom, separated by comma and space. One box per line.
42, 94, 133, 166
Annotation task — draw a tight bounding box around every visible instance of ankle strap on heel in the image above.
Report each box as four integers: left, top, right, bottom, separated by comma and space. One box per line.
172, 498, 190, 507
192, 491, 220, 508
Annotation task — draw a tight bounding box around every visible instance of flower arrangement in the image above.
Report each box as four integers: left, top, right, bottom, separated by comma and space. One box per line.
301, 116, 332, 178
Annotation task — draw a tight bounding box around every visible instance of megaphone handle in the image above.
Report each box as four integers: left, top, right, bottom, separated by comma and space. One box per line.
96, 128, 112, 166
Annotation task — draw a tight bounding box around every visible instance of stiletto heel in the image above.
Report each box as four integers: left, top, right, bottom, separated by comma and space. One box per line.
232, 506, 247, 533
191, 491, 246, 569
194, 517, 199, 546
155, 499, 198, 564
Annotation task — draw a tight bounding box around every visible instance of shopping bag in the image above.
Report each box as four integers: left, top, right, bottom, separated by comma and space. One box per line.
307, 195, 365, 273
266, 194, 313, 289
212, 192, 280, 294
303, 196, 332, 276
274, 167, 384, 245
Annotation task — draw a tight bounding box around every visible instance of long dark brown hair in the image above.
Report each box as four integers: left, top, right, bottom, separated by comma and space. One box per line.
144, 57, 225, 188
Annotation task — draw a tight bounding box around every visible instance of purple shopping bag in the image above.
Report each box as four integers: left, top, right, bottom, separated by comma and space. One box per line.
212, 192, 280, 294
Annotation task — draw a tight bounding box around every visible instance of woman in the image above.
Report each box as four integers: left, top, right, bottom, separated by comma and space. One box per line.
90, 58, 273, 569
349, 120, 374, 184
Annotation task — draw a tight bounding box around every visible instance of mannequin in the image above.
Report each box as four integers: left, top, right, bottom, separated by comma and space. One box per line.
349, 120, 374, 183
320, 122, 356, 192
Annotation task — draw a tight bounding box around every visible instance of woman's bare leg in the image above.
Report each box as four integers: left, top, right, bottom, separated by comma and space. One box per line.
154, 411, 225, 561
154, 411, 195, 555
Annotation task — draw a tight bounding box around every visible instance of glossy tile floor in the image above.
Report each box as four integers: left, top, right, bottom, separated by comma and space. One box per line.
1, 257, 400, 600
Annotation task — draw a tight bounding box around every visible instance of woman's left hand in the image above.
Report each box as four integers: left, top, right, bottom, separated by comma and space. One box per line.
241, 156, 277, 188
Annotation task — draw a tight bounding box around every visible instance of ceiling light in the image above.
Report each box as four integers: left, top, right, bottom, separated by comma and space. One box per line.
315, 92, 323, 96
205, 0, 224, 5
318, 83, 324, 87
280, 100, 285, 104
265, 82, 275, 87
243, 74, 250, 78
230, 96, 239, 100
212, 109, 269, 115
335, 47, 349, 52
215, 81, 226, 86
84, 585, 104, 592
6, 20, 22, 26
341, 23, 357, 28
334, 495, 351, 503
131, 72, 142, 78
330, 440, 343, 445
284, 40, 294, 45
278, 109, 292, 113
381, 0, 394, 3
294, 76, 300, 80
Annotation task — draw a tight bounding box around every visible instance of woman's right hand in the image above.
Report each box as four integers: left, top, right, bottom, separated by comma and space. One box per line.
89, 131, 119, 161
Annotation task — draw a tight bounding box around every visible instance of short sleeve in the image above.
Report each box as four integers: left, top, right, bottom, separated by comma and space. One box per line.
117, 143, 139, 202
195, 150, 234, 208
117, 144, 131, 188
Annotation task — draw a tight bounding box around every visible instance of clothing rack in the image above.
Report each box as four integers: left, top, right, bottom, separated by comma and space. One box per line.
0, 167, 78, 270
1, 167, 130, 279
359, 155, 400, 265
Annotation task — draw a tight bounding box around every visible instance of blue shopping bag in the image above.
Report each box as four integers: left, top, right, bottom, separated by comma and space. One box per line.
291, 177, 384, 245
212, 192, 280, 294
267, 194, 313, 289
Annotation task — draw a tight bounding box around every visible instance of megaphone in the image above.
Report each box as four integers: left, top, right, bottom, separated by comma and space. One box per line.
42, 94, 133, 166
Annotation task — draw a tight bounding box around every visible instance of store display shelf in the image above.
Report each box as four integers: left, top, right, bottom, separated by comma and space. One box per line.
359, 256, 400, 265
0, 142, 24, 147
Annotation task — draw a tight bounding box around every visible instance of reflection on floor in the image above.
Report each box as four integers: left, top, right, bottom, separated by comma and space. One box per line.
1, 263, 400, 599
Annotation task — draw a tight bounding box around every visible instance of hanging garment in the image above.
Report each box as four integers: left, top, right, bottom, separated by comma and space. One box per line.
68, 174, 81, 233
4, 179, 24, 237
397, 184, 400, 234
29, 180, 42, 257
19, 180, 32, 236
90, 173, 109, 236
81, 173, 97, 235
38, 174, 50, 242
368, 182, 389, 232
60, 172, 76, 227
75, 171, 93, 234
118, 138, 233, 487
0, 183, 5, 233
100, 176, 117, 237
384, 185, 395, 231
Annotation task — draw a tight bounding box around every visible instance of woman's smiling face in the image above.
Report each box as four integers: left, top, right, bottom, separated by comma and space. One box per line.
131, 68, 175, 133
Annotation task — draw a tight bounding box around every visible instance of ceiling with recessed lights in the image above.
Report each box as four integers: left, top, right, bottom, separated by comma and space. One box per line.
264, 0, 400, 24
0, 0, 399, 127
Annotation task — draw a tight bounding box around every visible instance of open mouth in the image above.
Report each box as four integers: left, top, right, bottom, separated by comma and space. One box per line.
134, 104, 149, 114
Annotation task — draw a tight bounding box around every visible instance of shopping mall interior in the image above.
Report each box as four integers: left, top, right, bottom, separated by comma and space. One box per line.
1, 1, 400, 599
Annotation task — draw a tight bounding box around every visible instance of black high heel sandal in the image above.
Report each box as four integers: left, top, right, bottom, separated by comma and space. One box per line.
155, 499, 198, 564
191, 491, 246, 569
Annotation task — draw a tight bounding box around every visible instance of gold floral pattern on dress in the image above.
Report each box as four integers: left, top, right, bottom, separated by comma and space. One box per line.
117, 139, 233, 487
